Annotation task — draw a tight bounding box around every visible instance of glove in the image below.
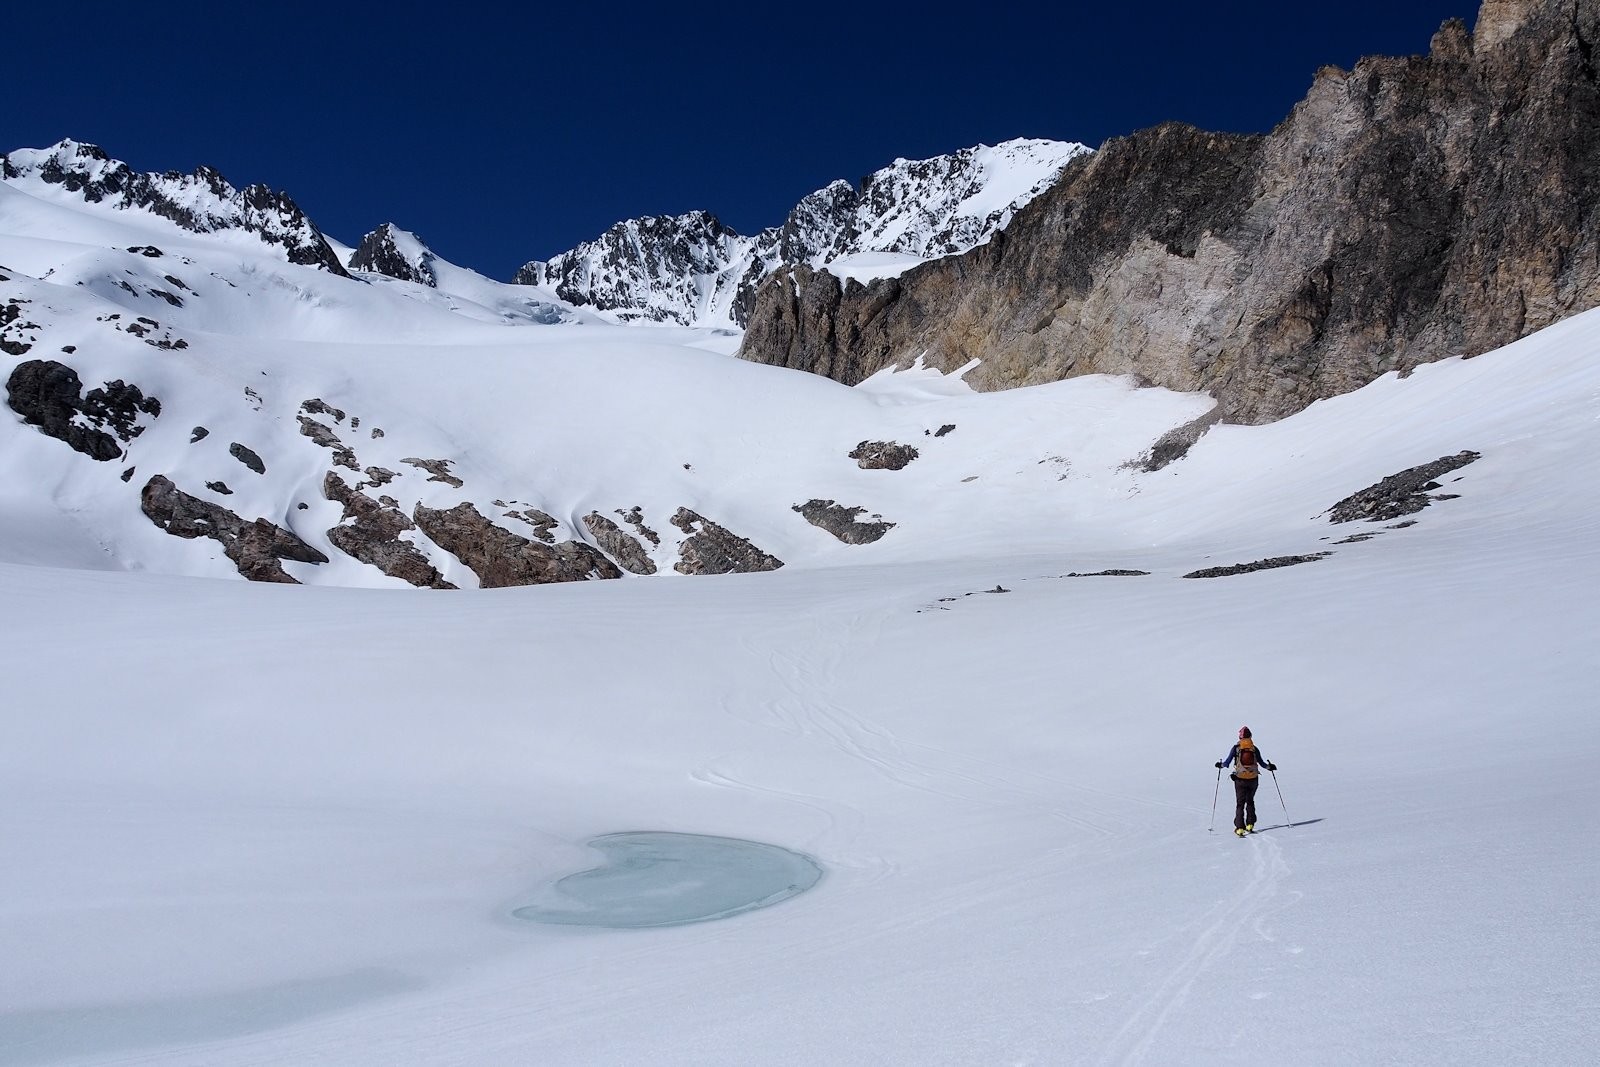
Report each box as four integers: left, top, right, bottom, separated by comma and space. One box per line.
1266, 763, 1277, 772
1214, 761, 1224, 769
1229, 772, 1238, 781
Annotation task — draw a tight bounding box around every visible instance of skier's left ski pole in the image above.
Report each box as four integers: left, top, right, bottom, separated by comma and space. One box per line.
1208, 765, 1222, 832
1269, 767, 1290, 825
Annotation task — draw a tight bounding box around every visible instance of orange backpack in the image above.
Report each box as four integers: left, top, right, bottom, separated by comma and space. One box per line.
1236, 740, 1259, 779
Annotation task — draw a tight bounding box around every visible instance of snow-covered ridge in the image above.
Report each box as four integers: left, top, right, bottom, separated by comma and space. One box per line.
514, 137, 1093, 328
0, 139, 348, 276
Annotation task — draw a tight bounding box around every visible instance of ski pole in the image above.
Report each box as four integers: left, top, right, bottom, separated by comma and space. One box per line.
1269, 767, 1289, 825
1208, 765, 1222, 832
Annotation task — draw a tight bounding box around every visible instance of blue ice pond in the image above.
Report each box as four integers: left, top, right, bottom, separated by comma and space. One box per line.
514, 832, 823, 929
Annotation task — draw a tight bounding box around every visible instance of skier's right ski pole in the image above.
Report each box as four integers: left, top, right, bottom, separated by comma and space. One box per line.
1269, 767, 1289, 825
1208, 765, 1222, 832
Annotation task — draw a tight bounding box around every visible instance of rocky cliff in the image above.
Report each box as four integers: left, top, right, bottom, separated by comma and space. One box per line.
739, 0, 1600, 424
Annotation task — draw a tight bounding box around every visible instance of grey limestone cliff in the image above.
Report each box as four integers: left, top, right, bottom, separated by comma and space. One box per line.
739, 0, 1600, 424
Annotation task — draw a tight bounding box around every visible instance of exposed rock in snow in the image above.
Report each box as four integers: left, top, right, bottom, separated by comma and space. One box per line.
582, 512, 658, 575
2, 297, 38, 354
140, 475, 328, 583
1327, 451, 1482, 523
297, 416, 359, 472
413, 501, 621, 587
499, 505, 560, 543
322, 472, 455, 589
1135, 408, 1224, 472
229, 443, 266, 475
614, 506, 661, 546
849, 441, 919, 471
401, 457, 463, 488
6, 359, 160, 461
671, 508, 783, 575
300, 399, 346, 423
361, 466, 397, 489
792, 500, 896, 545
1182, 553, 1333, 579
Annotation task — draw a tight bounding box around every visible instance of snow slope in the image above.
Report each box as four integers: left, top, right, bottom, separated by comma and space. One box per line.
4, 305, 1600, 1062
2, 173, 1217, 586
2, 139, 1598, 1065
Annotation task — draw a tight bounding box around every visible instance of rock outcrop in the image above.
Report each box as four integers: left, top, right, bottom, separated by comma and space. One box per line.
401, 457, 464, 488
141, 475, 328, 583
1328, 451, 1481, 522
6, 359, 160, 461
350, 223, 438, 287
739, 0, 1600, 424
792, 500, 896, 544
849, 440, 919, 471
1182, 553, 1332, 579
297, 416, 358, 471
671, 508, 784, 575
322, 473, 455, 589
581, 512, 658, 574
2, 297, 37, 354
413, 502, 621, 587
229, 443, 266, 475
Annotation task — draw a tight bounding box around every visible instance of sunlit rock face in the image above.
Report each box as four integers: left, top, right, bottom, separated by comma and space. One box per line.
740, 0, 1600, 424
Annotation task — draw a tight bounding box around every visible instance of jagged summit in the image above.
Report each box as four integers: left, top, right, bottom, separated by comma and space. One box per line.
350, 223, 438, 287
514, 137, 1092, 329
514, 210, 757, 328
0, 139, 348, 276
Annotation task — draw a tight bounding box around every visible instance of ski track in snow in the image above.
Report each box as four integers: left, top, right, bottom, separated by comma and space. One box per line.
1095, 833, 1294, 1066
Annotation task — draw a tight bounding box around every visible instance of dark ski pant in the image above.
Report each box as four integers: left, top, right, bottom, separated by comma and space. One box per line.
1233, 776, 1260, 829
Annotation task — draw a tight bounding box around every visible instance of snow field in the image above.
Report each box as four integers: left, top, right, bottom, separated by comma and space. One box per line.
2, 158, 1599, 1064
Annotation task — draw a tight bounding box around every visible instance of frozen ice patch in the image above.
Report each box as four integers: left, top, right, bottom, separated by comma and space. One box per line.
513, 832, 823, 929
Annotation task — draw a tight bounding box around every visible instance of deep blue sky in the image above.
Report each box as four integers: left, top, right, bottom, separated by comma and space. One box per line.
8, 1, 1475, 281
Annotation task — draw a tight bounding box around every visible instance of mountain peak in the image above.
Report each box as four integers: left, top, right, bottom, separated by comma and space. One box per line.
513, 138, 1092, 329
0, 140, 349, 277
350, 223, 438, 287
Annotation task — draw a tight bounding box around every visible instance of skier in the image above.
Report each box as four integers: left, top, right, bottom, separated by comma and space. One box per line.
1216, 726, 1276, 836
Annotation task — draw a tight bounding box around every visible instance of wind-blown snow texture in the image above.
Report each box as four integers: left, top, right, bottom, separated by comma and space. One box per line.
513, 138, 1091, 328
1, 138, 1598, 1065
